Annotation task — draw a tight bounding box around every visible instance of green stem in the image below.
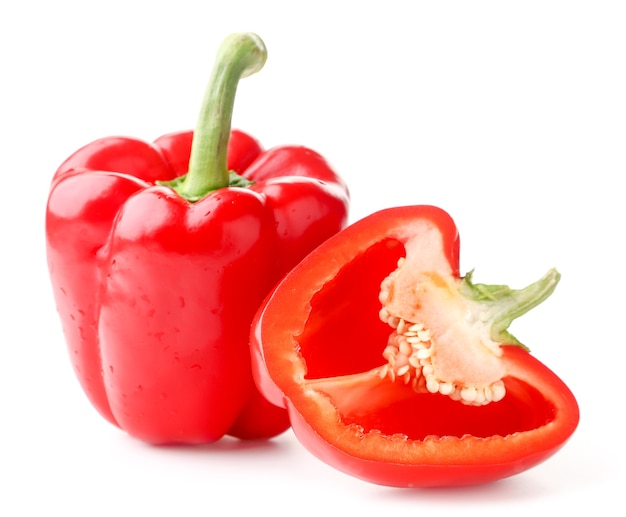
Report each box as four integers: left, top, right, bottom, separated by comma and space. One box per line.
177, 33, 267, 201
461, 268, 561, 347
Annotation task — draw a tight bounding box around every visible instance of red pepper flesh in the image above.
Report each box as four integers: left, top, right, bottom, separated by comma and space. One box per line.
251, 205, 579, 487
46, 33, 349, 444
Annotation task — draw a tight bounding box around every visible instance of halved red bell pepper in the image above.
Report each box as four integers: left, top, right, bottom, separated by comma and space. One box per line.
45, 33, 349, 444
251, 205, 579, 487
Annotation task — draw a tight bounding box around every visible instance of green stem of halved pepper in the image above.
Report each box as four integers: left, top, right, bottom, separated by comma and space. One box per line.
174, 33, 267, 201
460, 267, 561, 348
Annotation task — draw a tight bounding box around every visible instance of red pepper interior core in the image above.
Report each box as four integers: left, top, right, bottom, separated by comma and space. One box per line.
297, 238, 556, 441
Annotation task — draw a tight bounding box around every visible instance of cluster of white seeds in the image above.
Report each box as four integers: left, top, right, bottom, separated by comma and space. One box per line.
377, 259, 506, 407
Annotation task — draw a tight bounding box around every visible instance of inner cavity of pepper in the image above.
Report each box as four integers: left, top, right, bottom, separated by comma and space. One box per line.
297, 238, 554, 440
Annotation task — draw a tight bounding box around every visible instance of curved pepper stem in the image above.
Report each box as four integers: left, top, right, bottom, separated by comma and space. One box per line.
460, 267, 561, 349
177, 33, 267, 201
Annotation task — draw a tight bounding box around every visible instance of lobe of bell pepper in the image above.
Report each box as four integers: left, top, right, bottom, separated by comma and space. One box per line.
45, 33, 349, 444
250, 205, 579, 487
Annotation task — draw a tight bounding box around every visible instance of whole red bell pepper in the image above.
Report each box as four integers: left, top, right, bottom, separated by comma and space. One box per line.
45, 33, 349, 444
251, 205, 579, 487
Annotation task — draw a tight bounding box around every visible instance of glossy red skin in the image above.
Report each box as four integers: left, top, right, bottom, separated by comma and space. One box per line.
46, 129, 349, 444
251, 205, 579, 487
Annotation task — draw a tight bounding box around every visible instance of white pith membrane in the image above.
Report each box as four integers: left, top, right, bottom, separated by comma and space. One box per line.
376, 232, 507, 407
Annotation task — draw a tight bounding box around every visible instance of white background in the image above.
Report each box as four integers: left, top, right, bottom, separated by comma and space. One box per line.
2, 1, 624, 515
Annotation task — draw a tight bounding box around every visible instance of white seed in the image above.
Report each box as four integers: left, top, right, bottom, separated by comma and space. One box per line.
396, 319, 406, 334
408, 356, 421, 368
416, 347, 432, 359
383, 345, 398, 361
460, 387, 478, 403
383, 344, 398, 356
491, 381, 506, 402
396, 365, 410, 376
426, 375, 439, 394
399, 340, 412, 356
422, 364, 434, 377
439, 382, 455, 395
417, 329, 432, 342
408, 323, 424, 332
